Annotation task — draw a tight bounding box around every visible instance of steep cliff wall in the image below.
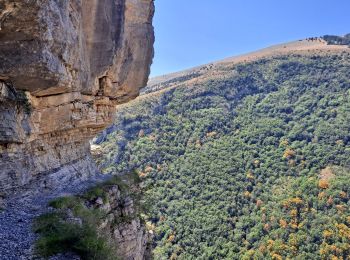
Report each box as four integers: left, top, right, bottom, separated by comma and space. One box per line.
0, 0, 154, 192
82, 183, 151, 260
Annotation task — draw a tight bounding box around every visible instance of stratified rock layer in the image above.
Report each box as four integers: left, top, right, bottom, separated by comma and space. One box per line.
0, 0, 154, 192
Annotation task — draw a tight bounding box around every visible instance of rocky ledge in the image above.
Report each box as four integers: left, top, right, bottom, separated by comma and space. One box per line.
0, 0, 154, 192
0, 173, 150, 259
32, 175, 150, 260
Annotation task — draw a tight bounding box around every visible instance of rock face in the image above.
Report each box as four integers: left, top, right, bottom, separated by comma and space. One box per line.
0, 0, 154, 192
91, 185, 151, 260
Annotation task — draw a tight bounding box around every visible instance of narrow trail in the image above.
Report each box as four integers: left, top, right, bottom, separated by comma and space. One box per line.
0, 174, 112, 260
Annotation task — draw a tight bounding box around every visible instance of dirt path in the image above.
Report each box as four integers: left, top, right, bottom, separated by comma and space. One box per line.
0, 174, 112, 260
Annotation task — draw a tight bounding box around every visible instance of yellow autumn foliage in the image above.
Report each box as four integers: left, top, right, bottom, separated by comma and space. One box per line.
283, 148, 295, 159
319, 179, 330, 189
323, 230, 333, 238
279, 219, 287, 228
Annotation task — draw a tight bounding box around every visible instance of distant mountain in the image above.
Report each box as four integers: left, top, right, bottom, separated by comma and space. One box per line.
145, 37, 348, 95
95, 38, 350, 259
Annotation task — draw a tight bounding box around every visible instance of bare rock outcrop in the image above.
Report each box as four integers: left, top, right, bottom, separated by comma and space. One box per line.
0, 0, 154, 192
91, 184, 151, 260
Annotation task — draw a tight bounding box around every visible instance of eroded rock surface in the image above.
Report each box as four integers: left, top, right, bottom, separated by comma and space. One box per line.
0, 0, 154, 192
90, 184, 151, 260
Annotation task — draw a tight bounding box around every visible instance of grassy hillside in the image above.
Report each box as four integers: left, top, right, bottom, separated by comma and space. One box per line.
94, 49, 350, 259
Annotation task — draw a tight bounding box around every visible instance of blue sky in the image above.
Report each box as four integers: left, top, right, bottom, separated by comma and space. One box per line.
150, 0, 350, 77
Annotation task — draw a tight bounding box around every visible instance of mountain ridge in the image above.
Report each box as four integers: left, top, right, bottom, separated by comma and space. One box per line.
145, 37, 349, 96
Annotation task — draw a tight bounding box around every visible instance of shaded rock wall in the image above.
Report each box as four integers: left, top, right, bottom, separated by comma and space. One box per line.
0, 0, 154, 192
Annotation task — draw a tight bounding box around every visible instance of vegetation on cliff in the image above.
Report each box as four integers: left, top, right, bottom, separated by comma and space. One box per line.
95, 51, 350, 259
34, 174, 143, 260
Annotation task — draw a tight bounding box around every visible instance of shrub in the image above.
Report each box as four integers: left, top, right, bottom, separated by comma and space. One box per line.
34, 212, 116, 260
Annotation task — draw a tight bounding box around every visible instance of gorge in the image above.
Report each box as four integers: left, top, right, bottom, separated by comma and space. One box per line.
0, 1, 349, 259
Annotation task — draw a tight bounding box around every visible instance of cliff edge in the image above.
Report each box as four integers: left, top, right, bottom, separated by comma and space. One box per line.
0, 0, 154, 192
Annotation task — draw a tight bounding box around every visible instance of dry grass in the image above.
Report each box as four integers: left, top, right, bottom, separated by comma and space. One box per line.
143, 39, 349, 101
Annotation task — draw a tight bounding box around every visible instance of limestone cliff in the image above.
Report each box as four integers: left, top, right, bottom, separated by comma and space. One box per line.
0, 0, 155, 192
87, 184, 150, 260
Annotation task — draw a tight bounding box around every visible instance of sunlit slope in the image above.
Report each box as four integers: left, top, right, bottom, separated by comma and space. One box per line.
95, 39, 350, 259
145, 38, 348, 96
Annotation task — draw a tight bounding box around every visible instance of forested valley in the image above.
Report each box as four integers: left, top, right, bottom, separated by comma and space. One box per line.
94, 51, 350, 259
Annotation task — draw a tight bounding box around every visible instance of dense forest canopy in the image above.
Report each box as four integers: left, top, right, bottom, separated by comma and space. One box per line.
95, 51, 350, 259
